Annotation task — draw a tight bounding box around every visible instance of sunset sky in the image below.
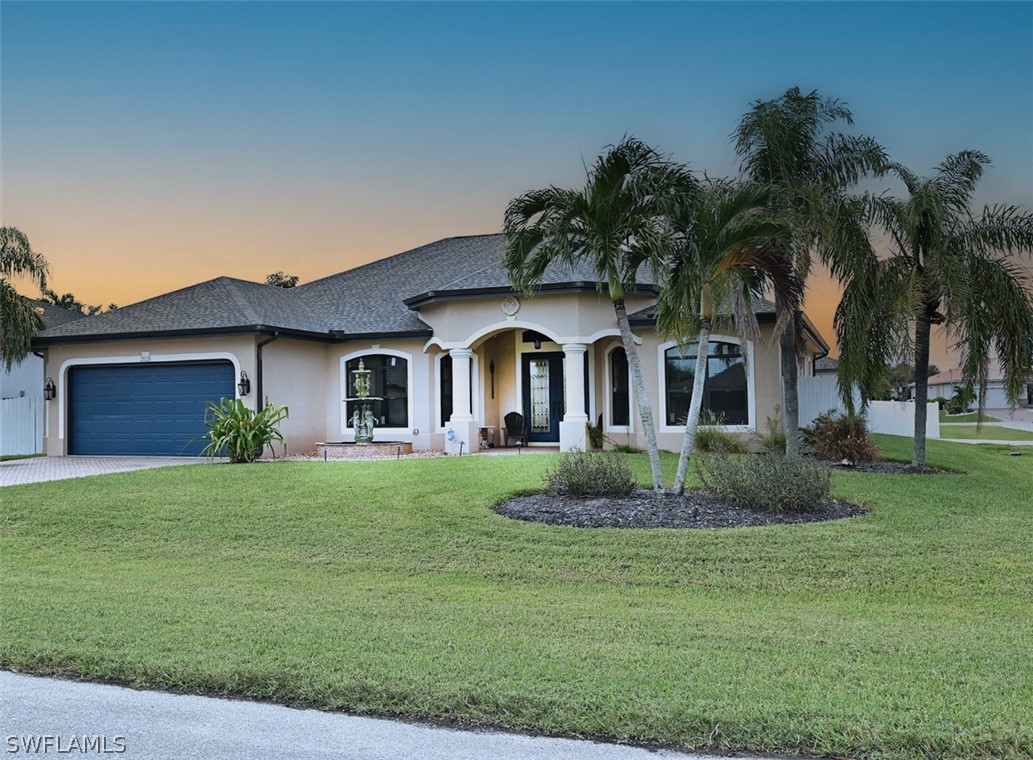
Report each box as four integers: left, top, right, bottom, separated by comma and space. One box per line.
2, 1, 1031, 367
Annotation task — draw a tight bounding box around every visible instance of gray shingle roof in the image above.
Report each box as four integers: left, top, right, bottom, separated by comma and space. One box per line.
30, 300, 86, 329
814, 356, 839, 372
33, 233, 666, 342
37, 277, 330, 340
628, 299, 777, 325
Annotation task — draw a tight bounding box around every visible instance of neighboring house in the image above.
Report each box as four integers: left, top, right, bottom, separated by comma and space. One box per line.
1, 300, 85, 400
31, 234, 829, 457
813, 356, 838, 378
918, 362, 1033, 409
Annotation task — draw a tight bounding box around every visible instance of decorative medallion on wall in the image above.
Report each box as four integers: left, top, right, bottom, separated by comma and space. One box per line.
501, 296, 520, 317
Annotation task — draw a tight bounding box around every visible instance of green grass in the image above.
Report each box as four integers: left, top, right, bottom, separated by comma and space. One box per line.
2, 440, 1031, 759
940, 424, 1033, 441
0, 453, 43, 462
939, 411, 1001, 423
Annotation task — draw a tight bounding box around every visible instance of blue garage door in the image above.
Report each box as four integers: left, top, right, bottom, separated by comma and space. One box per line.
69, 362, 235, 456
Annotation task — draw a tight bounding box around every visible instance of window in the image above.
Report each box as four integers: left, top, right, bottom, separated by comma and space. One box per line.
664, 341, 748, 425
609, 347, 630, 427
345, 354, 408, 428
440, 355, 453, 428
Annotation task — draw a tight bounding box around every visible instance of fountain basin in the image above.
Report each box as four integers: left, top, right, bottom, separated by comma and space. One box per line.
316, 441, 413, 460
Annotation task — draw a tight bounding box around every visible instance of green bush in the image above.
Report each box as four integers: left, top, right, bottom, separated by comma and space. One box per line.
544, 450, 636, 497
694, 412, 748, 454
932, 396, 949, 409
585, 415, 604, 450
697, 453, 831, 512
200, 398, 290, 463
946, 384, 975, 415
754, 407, 787, 453
804, 410, 881, 462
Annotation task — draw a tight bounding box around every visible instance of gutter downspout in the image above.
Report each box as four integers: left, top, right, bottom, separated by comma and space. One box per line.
32, 352, 48, 455
256, 332, 279, 409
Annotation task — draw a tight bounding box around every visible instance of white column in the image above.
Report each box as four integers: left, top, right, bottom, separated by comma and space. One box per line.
449, 348, 474, 421
447, 347, 478, 454
559, 343, 589, 451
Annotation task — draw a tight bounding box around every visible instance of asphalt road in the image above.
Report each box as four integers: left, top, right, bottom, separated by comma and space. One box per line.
0, 671, 781, 760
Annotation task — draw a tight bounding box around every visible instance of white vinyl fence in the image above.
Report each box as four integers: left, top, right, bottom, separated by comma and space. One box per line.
797, 376, 939, 439
0, 396, 44, 456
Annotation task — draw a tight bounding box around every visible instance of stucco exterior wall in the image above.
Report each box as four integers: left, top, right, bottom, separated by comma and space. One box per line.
40, 334, 257, 456
261, 338, 329, 456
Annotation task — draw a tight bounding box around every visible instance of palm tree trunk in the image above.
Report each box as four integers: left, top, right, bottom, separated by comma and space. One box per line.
776, 290, 800, 456
912, 310, 933, 468
673, 321, 711, 495
613, 298, 664, 492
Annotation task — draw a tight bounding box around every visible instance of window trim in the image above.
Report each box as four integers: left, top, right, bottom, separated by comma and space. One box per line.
339, 349, 413, 435
604, 343, 633, 433
658, 335, 756, 433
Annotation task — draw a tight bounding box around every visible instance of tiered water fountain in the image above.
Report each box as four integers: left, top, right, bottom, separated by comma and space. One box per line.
317, 358, 413, 459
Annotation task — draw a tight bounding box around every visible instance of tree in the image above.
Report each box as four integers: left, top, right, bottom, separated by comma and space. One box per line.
503, 137, 693, 492
266, 272, 299, 288
838, 151, 1033, 467
656, 180, 800, 494
0, 227, 49, 372
41, 287, 117, 316
733, 88, 886, 455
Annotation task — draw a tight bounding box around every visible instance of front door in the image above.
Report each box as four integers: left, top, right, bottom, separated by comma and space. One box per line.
522, 352, 564, 443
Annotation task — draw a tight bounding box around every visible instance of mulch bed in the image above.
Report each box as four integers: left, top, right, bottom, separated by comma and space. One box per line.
495, 490, 867, 529
815, 459, 951, 475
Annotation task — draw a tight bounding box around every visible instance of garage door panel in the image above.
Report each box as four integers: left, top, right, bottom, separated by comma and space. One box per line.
69, 362, 235, 456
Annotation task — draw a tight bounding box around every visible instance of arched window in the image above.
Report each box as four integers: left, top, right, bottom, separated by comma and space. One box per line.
345, 354, 408, 428
609, 347, 630, 427
664, 341, 748, 425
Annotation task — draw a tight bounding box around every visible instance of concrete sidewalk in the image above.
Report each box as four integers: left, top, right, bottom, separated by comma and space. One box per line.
0, 456, 206, 487
0, 671, 786, 760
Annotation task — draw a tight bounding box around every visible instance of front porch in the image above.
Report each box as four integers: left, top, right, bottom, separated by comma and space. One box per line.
434, 326, 627, 454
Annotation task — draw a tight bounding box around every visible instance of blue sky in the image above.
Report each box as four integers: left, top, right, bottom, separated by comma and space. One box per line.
2, 1, 1031, 362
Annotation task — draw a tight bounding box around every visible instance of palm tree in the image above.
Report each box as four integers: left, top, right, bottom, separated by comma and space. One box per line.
503, 137, 693, 492
733, 88, 886, 454
1, 227, 49, 372
837, 151, 1033, 468
656, 180, 800, 494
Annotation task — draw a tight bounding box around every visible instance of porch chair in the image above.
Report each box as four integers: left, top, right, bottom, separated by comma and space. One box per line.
503, 412, 528, 447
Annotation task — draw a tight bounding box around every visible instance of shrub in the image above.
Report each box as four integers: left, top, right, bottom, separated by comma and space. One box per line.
932, 396, 949, 409
200, 398, 290, 463
946, 384, 975, 415
693, 411, 748, 454
805, 410, 881, 462
697, 453, 831, 512
544, 450, 636, 497
585, 415, 604, 450
754, 407, 787, 453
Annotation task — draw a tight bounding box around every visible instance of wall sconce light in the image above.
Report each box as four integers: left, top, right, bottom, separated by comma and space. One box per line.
237, 371, 251, 397
44, 377, 56, 401
533, 338, 542, 350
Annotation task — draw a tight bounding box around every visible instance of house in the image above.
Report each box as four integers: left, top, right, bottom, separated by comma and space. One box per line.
920, 362, 1033, 409
31, 234, 829, 457
812, 356, 838, 378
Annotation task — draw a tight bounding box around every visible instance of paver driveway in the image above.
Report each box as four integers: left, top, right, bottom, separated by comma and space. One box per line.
0, 456, 206, 487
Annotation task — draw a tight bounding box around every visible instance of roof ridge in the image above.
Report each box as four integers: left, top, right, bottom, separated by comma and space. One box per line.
219, 278, 262, 324
297, 233, 502, 290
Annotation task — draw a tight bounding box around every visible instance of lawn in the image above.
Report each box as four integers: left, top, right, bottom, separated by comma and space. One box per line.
2, 439, 1031, 760
940, 424, 1033, 441
939, 411, 1001, 423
